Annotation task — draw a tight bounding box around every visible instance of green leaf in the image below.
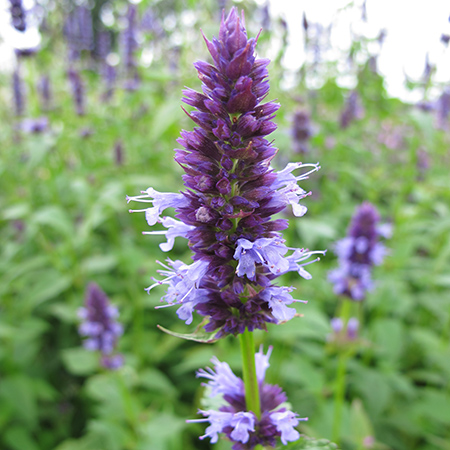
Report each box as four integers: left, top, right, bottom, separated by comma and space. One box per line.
3, 425, 40, 450
27, 271, 72, 309
157, 319, 222, 343
281, 437, 339, 450
371, 318, 405, 365
0, 376, 38, 429
350, 399, 374, 446
86, 420, 128, 450
138, 368, 177, 399
413, 389, 450, 424
61, 347, 99, 376
81, 254, 118, 274
352, 367, 391, 417
32, 205, 74, 238
138, 412, 187, 450
1, 203, 30, 220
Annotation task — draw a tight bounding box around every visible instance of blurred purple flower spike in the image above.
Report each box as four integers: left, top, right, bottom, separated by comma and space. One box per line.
292, 110, 313, 154
9, 0, 27, 32
67, 68, 85, 116
78, 283, 124, 370
328, 202, 389, 301
12, 68, 25, 116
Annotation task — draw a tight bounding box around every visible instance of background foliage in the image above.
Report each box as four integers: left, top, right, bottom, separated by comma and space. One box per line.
1, 0, 450, 449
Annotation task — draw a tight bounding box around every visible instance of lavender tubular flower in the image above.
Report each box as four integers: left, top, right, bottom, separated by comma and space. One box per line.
78, 283, 124, 370
188, 348, 306, 449
128, 8, 324, 337
328, 202, 389, 301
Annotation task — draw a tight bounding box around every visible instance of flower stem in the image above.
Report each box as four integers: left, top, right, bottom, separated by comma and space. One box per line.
331, 299, 351, 444
239, 328, 261, 419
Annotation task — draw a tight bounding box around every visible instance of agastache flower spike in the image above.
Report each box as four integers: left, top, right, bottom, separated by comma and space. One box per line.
12, 68, 25, 116
78, 283, 124, 370
328, 202, 389, 301
127, 8, 323, 337
9, 0, 26, 32
188, 348, 306, 449
67, 68, 85, 116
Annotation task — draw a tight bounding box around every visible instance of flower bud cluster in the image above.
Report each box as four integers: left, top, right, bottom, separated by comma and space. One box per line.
329, 317, 359, 342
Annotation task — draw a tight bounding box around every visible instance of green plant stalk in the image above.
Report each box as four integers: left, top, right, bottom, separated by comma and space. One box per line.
239, 328, 266, 450
331, 299, 352, 444
239, 328, 261, 419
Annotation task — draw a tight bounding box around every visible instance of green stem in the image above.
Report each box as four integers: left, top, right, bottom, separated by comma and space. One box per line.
239, 328, 261, 419
331, 299, 352, 444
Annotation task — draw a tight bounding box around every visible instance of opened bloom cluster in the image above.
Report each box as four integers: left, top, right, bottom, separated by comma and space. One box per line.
188, 347, 306, 449
127, 8, 324, 337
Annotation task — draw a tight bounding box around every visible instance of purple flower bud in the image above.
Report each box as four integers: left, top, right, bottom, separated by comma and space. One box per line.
340, 90, 364, 129
78, 283, 124, 370
346, 317, 359, 340
435, 90, 450, 130
292, 110, 312, 154
12, 68, 25, 116
20, 117, 48, 134
188, 348, 306, 447
330, 317, 343, 334
114, 139, 124, 166
101, 63, 116, 101
9, 0, 26, 32
38, 76, 51, 110
67, 68, 85, 116
328, 202, 389, 301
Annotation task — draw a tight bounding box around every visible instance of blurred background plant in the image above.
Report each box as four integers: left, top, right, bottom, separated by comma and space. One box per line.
0, 0, 450, 449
